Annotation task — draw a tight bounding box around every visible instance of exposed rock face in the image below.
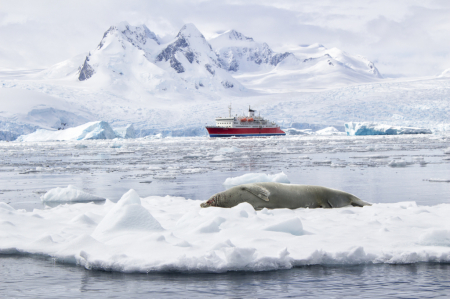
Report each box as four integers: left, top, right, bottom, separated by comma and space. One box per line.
78, 56, 95, 81
78, 22, 160, 81
155, 24, 219, 74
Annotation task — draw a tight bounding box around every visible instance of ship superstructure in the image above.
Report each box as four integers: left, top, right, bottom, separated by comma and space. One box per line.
206, 106, 285, 137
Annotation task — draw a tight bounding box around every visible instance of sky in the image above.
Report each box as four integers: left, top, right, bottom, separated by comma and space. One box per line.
0, 0, 449, 77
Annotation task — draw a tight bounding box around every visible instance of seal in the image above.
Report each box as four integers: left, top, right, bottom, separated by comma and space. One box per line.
200, 182, 371, 210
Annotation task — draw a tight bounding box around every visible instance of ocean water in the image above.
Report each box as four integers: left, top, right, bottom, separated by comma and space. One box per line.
2, 256, 449, 298
1, 134, 449, 297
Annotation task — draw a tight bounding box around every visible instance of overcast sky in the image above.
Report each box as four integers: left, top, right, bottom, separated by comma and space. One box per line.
1, 0, 449, 77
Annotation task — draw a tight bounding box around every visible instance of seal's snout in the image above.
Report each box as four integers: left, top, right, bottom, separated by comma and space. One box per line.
200, 197, 218, 208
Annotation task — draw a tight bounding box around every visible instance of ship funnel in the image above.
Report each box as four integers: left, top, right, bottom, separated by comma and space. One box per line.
248, 105, 256, 117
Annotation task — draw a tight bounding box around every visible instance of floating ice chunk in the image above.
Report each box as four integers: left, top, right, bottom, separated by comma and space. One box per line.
223, 172, 290, 186
210, 155, 232, 162
428, 179, 450, 183
418, 229, 450, 247
388, 160, 407, 167
285, 128, 310, 135
92, 189, 163, 238
41, 185, 105, 202
315, 127, 343, 135
264, 217, 304, 236
345, 122, 432, 136
218, 146, 242, 153
444, 148, 450, 154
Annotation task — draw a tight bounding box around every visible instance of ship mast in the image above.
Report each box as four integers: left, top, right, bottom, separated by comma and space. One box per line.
228, 104, 232, 117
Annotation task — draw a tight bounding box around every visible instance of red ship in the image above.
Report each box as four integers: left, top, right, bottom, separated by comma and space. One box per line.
206, 105, 285, 137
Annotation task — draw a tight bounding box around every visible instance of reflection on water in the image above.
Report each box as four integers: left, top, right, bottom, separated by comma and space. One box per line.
1, 255, 449, 298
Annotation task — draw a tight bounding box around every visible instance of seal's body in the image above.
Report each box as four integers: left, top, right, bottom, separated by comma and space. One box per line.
200, 182, 370, 210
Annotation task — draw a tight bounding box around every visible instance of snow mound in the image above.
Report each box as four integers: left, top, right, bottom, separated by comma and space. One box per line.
92, 190, 163, 238
345, 122, 432, 136
1, 193, 450, 273
41, 185, 105, 202
264, 217, 304, 236
17, 121, 117, 141
224, 172, 290, 186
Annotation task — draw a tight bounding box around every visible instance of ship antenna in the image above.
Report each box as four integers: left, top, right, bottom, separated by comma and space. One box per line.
228, 103, 232, 117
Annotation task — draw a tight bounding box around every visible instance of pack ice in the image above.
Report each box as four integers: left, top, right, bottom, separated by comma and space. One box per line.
1, 189, 449, 273
345, 122, 432, 136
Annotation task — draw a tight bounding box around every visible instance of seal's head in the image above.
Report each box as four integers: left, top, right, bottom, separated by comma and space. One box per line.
200, 186, 253, 208
200, 192, 223, 208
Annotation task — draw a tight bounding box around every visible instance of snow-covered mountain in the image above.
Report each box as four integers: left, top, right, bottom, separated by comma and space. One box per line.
154, 24, 243, 91
4, 21, 447, 141
209, 30, 293, 73
71, 22, 245, 94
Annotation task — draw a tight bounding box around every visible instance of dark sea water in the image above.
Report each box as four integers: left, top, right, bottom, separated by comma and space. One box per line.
1, 255, 449, 298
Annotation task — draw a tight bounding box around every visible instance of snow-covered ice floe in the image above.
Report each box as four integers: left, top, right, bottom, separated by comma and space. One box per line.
41, 185, 105, 202
1, 190, 450, 273
223, 172, 290, 186
345, 122, 432, 136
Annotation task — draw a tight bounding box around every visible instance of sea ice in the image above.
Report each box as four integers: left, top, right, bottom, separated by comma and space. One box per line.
41, 185, 105, 202
223, 172, 290, 186
1, 190, 450, 273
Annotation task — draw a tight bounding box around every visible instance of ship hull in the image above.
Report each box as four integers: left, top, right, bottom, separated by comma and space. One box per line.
206, 127, 285, 137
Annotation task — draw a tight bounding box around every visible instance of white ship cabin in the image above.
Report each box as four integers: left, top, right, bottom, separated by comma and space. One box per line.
214, 105, 278, 128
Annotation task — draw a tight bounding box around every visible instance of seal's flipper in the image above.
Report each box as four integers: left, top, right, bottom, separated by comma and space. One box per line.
242, 185, 270, 202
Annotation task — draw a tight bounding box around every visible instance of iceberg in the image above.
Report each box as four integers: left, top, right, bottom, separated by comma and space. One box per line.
113, 124, 135, 139
345, 122, 432, 136
17, 121, 117, 141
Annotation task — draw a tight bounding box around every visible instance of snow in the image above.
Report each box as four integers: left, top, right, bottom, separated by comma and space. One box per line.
1, 190, 450, 273
41, 185, 105, 202
17, 121, 117, 141
345, 122, 432, 136
223, 172, 290, 186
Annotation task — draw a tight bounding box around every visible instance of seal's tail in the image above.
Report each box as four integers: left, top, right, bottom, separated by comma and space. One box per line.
350, 195, 372, 207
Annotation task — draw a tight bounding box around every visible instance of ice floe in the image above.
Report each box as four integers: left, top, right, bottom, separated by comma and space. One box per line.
41, 185, 105, 202
1, 191, 450, 273
223, 172, 290, 186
